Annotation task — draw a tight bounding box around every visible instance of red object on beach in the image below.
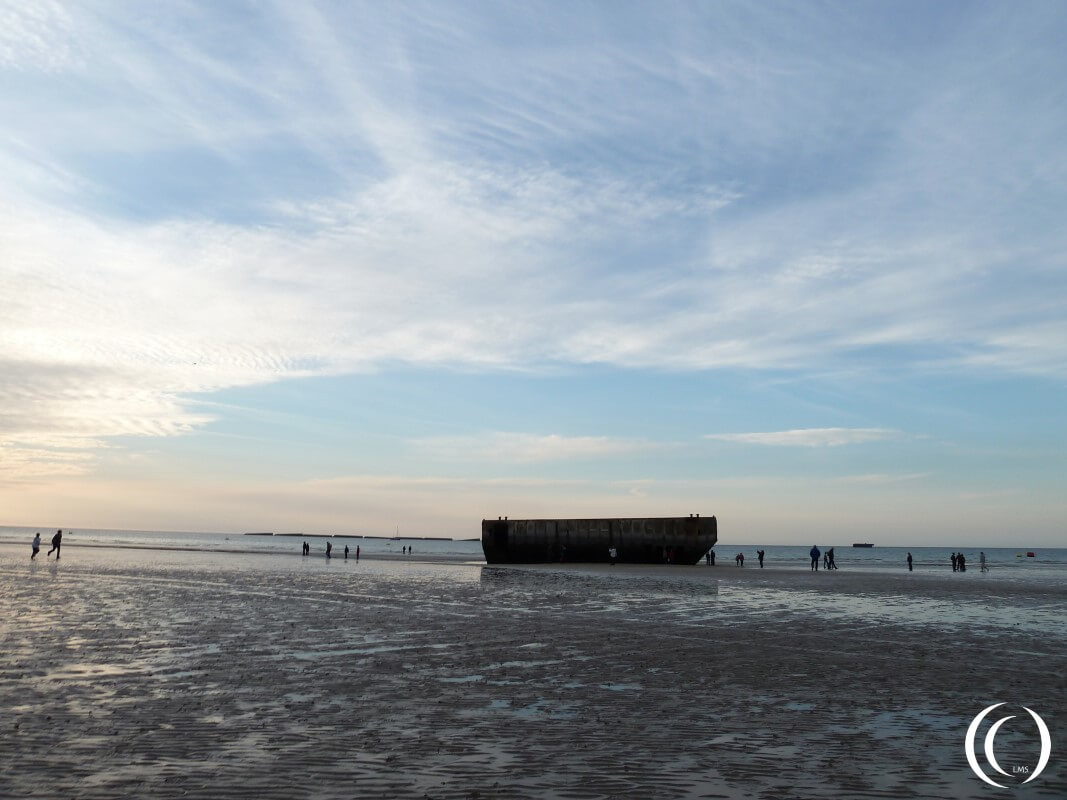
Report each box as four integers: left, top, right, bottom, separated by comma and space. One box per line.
1026, 551, 1035, 557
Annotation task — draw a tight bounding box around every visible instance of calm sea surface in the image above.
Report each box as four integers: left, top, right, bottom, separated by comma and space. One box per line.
1, 525, 1064, 579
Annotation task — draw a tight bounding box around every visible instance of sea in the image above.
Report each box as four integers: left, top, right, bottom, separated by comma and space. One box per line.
1, 525, 1064, 584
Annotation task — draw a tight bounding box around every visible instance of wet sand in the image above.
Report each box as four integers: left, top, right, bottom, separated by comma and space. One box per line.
1, 545, 1063, 799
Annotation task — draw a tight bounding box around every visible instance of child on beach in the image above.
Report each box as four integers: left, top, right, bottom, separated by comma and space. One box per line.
31, 532, 40, 559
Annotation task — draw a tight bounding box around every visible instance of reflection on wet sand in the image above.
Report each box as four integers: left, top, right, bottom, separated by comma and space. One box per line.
1, 546, 1063, 798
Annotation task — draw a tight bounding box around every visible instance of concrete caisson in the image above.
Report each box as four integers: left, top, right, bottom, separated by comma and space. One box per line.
481, 515, 717, 565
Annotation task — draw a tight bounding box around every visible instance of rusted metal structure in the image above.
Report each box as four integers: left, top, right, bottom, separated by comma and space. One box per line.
481, 515, 717, 565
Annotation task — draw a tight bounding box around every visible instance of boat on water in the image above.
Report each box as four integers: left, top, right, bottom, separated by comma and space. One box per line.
852, 542, 874, 547
481, 515, 716, 565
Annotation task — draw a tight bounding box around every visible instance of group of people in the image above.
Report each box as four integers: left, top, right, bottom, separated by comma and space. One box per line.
906, 551, 988, 572
30, 530, 63, 560
809, 545, 837, 571
302, 540, 360, 561
950, 551, 989, 572
732, 550, 766, 567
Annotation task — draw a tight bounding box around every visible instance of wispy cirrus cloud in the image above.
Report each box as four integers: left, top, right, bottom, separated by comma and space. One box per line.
833, 472, 930, 484
1, 1, 1065, 486
705, 428, 900, 447
409, 432, 664, 463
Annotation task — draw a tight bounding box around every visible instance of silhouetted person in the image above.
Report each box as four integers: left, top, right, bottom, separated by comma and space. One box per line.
31, 532, 41, 559
344, 545, 349, 560
957, 552, 966, 572
356, 545, 360, 561
980, 551, 987, 573
738, 552, 744, 567
757, 549, 765, 568
810, 545, 820, 571
951, 552, 957, 572
827, 548, 837, 570
705, 550, 712, 565
47, 530, 62, 559
906, 552, 913, 571
325, 541, 332, 559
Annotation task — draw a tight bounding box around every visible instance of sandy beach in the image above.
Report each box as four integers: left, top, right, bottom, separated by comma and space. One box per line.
1, 545, 1063, 799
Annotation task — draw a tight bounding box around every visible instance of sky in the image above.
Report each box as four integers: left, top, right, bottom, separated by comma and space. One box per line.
1, 1, 1065, 546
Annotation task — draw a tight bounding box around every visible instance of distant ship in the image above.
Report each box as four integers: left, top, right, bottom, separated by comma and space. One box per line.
852, 542, 874, 548
481, 515, 717, 565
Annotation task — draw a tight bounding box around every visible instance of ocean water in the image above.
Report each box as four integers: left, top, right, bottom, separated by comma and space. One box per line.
1, 525, 1064, 580
0, 525, 482, 560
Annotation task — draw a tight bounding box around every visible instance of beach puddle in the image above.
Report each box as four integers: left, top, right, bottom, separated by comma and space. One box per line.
439, 674, 484, 683
512, 699, 578, 720
598, 682, 641, 692
45, 662, 145, 680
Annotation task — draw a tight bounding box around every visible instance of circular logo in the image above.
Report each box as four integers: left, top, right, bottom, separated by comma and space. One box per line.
965, 703, 1052, 788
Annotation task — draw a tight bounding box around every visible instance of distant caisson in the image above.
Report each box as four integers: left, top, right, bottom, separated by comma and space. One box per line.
481, 515, 717, 565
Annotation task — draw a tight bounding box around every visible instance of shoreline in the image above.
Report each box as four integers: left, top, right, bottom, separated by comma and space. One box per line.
1, 539, 1062, 578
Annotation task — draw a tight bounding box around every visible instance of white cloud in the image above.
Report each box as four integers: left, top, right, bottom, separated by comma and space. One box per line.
0, 1, 82, 72
704, 428, 899, 447
409, 432, 663, 463
833, 472, 931, 484
1, 1, 1065, 481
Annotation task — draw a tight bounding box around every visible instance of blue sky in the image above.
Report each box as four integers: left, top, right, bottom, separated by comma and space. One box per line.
1, 1, 1064, 545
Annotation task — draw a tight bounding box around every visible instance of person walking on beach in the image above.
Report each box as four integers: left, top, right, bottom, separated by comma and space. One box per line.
31, 532, 41, 559
344, 545, 349, 560
823, 552, 829, 570
325, 541, 332, 559
706, 549, 712, 565
356, 545, 360, 562
980, 551, 987, 573
951, 552, 958, 572
906, 552, 913, 571
609, 546, 617, 565
739, 552, 745, 567
47, 529, 62, 559
957, 552, 966, 572
827, 548, 837, 570
757, 549, 765, 568
810, 545, 820, 571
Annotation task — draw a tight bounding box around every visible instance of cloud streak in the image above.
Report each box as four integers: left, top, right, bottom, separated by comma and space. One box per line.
1, 1, 1065, 485
409, 432, 664, 464
705, 428, 899, 447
